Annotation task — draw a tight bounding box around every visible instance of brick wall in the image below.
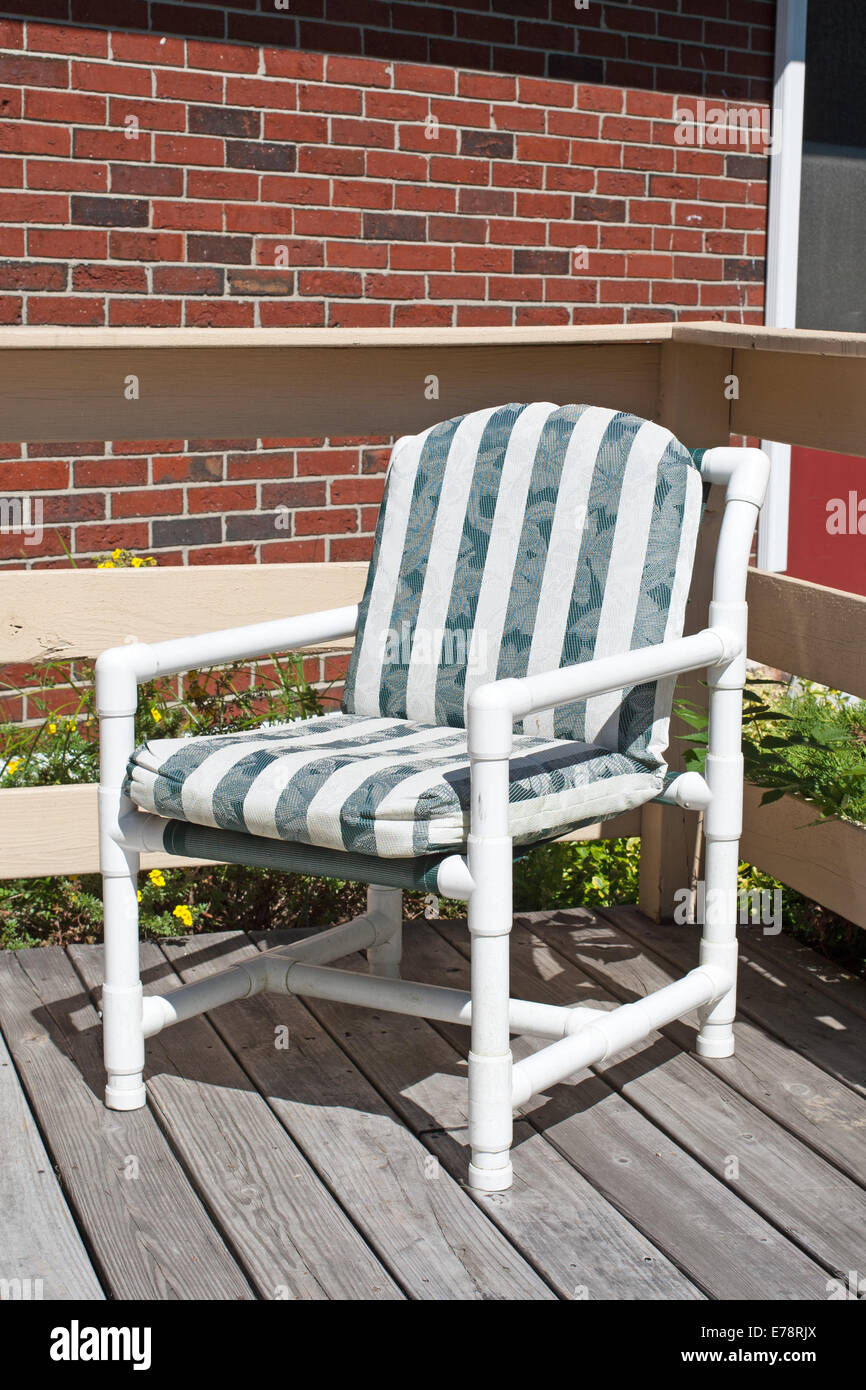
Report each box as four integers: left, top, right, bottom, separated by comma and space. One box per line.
0, 2, 775, 580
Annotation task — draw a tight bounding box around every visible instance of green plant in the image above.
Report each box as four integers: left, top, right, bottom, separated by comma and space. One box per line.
676, 679, 866, 824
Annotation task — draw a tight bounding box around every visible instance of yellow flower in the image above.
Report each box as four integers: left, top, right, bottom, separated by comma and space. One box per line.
112, 548, 122, 560
137, 890, 142, 902
150, 707, 162, 722
66, 720, 75, 731
131, 557, 143, 568
99, 561, 115, 569
48, 722, 56, 733
6, 758, 21, 775
148, 869, 166, 888
172, 904, 193, 927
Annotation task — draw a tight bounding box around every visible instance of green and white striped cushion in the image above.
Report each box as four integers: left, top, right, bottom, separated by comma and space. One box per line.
127, 711, 662, 857
342, 402, 703, 773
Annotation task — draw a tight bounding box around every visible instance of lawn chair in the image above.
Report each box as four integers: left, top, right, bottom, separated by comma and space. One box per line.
97, 403, 769, 1192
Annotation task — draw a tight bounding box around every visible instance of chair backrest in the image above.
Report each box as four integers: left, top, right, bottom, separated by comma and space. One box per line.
342, 402, 704, 771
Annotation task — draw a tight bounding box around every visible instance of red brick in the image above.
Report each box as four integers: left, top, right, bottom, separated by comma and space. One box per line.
262, 49, 324, 81
299, 83, 362, 116
626, 91, 675, 119
108, 97, 186, 132
154, 134, 224, 167
459, 72, 516, 102
1, 459, 69, 489
27, 296, 104, 325
110, 231, 184, 261
112, 487, 182, 518
187, 41, 259, 74
74, 456, 148, 486
578, 84, 624, 114
109, 298, 182, 326
73, 263, 147, 293
111, 33, 186, 66
393, 63, 454, 95
259, 302, 325, 326
154, 200, 222, 231
72, 61, 151, 96
74, 521, 150, 552
156, 69, 221, 103
393, 304, 453, 327
185, 300, 256, 327
365, 272, 425, 299
0, 20, 24, 48
30, 227, 107, 258
0, 191, 68, 222
0, 53, 68, 88
519, 77, 575, 109
27, 88, 102, 131
27, 155, 105, 195
187, 484, 256, 514
327, 55, 392, 88
295, 508, 357, 536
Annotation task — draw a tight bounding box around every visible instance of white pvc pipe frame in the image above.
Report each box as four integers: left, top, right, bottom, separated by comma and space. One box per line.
96, 446, 770, 1191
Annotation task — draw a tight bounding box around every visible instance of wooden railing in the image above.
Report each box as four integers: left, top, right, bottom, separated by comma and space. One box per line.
1, 322, 864, 925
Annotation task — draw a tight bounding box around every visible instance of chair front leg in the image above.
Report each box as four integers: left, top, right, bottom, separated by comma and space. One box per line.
102, 847, 147, 1109
97, 659, 147, 1110
466, 749, 514, 1193
697, 673, 743, 1058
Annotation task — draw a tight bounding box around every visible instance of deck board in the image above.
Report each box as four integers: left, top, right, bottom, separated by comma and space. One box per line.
291, 940, 702, 1301
69, 941, 403, 1302
0, 947, 253, 1300
490, 915, 866, 1275
161, 930, 554, 1301
428, 921, 832, 1300
0, 1029, 103, 1301
1, 906, 864, 1302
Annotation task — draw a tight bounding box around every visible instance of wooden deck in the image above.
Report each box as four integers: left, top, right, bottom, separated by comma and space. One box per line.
2, 907, 865, 1301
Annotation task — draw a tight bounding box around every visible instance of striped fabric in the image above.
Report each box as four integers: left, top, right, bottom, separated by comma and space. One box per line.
127, 711, 662, 858
342, 402, 703, 772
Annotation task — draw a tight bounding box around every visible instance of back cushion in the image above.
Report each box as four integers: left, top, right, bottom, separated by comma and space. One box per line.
342, 403, 703, 771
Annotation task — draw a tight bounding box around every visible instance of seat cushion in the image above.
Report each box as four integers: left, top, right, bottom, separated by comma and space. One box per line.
127, 711, 662, 858
342, 402, 703, 774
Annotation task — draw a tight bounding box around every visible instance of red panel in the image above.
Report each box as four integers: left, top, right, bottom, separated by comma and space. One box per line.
787, 448, 866, 596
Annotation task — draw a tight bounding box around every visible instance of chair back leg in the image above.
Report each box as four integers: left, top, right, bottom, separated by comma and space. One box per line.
696, 670, 744, 1058
102, 846, 147, 1109
365, 884, 403, 978
466, 751, 515, 1193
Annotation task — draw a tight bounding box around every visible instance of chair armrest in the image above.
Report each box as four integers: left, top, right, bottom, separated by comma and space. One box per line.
95, 604, 358, 713
467, 626, 738, 759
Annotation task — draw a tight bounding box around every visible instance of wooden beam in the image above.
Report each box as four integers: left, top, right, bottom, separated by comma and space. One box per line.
0, 561, 368, 664
0, 785, 220, 877
731, 349, 866, 456
747, 570, 866, 698
671, 321, 866, 358
0, 329, 663, 444
740, 784, 866, 930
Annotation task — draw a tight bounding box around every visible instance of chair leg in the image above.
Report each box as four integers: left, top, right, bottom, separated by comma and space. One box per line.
366, 883, 403, 978
467, 837, 514, 1193
696, 680, 742, 1059
102, 846, 147, 1110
